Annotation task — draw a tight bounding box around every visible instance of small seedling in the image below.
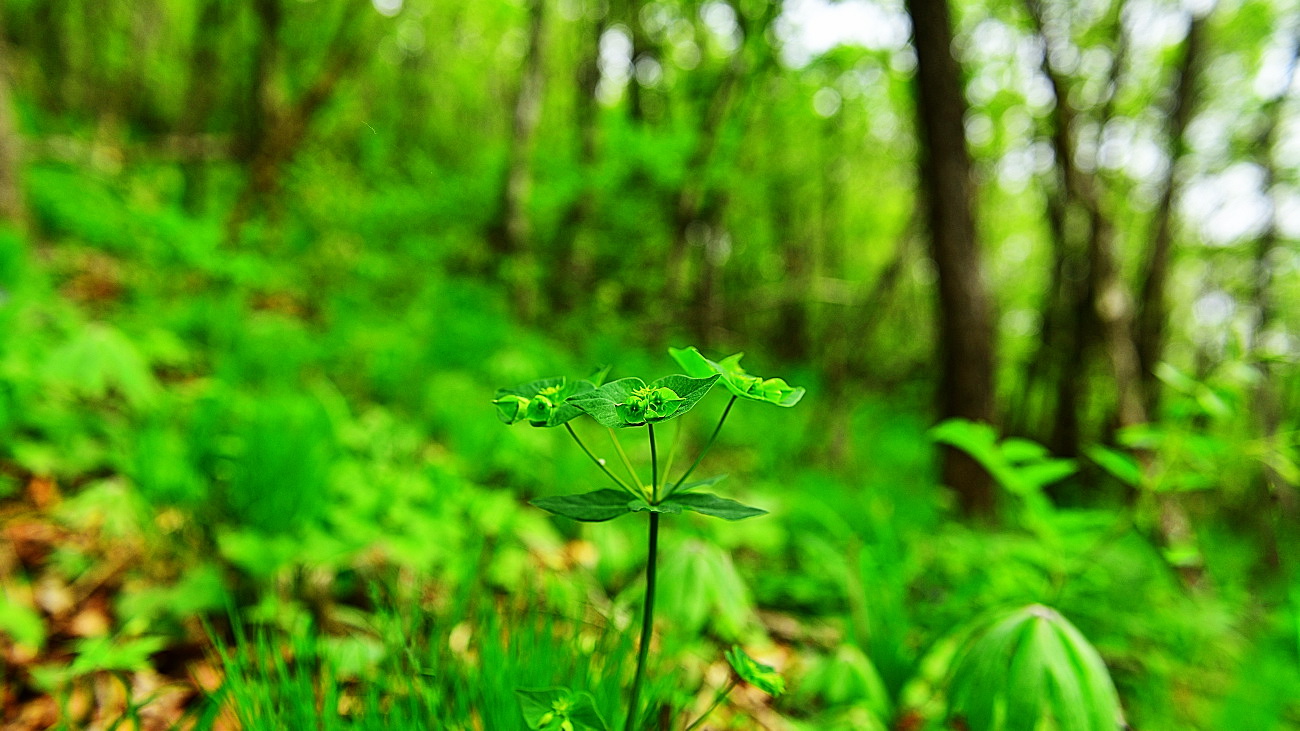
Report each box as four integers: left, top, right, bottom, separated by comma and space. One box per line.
493, 348, 801, 729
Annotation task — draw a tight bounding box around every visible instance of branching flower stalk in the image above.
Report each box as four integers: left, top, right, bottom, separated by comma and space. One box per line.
493, 349, 801, 730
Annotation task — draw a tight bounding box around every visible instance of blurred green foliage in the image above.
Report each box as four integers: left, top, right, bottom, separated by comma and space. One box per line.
1, 0, 1299, 728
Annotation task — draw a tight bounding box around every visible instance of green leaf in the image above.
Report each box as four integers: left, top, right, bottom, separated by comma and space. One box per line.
494, 377, 598, 428
567, 375, 718, 428
628, 499, 684, 514
516, 687, 610, 731
531, 489, 637, 522
647, 374, 720, 419
69, 635, 167, 676
670, 346, 804, 407
1000, 438, 1051, 463
565, 377, 646, 428
0, 595, 45, 650
662, 492, 766, 521
585, 364, 612, 387
726, 646, 786, 697
674, 474, 728, 493
1084, 445, 1142, 487
945, 605, 1124, 731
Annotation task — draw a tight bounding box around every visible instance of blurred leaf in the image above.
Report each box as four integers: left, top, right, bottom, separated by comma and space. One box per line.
946, 605, 1124, 731
726, 646, 786, 696
0, 593, 45, 651
68, 635, 167, 676
516, 687, 610, 730
1085, 445, 1141, 487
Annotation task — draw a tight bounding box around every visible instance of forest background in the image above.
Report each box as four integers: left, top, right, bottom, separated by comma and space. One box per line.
0, 0, 1298, 728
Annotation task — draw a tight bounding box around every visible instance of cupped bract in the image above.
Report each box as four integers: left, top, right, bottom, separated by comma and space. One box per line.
669, 346, 805, 407
567, 374, 719, 428
493, 375, 600, 428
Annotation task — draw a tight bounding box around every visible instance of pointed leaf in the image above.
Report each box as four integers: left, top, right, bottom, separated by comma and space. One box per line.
1085, 445, 1142, 487
531, 490, 637, 522
674, 474, 728, 494
628, 499, 684, 515
565, 378, 647, 428
663, 492, 766, 521
726, 646, 786, 697
586, 364, 612, 387
494, 377, 600, 428
670, 346, 804, 407
646, 374, 720, 421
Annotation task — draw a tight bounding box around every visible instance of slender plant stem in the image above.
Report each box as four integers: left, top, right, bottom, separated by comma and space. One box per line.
683, 679, 737, 731
649, 423, 659, 502
668, 395, 738, 496
608, 428, 645, 494
661, 418, 683, 489
626, 512, 660, 731
566, 424, 637, 497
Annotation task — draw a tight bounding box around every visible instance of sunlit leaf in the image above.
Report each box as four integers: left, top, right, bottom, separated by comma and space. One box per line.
726, 646, 786, 696
669, 346, 804, 407
567, 375, 718, 428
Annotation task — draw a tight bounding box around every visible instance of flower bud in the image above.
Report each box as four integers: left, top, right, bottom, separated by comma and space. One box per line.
526, 393, 556, 426
492, 395, 531, 424
616, 397, 648, 424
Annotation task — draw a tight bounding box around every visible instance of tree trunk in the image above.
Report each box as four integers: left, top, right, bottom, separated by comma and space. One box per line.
179, 0, 227, 215
548, 3, 604, 313
1135, 13, 1206, 415
624, 0, 647, 122
486, 0, 546, 322
1248, 28, 1299, 573
0, 16, 26, 232
226, 0, 369, 244
905, 0, 998, 517
663, 1, 780, 336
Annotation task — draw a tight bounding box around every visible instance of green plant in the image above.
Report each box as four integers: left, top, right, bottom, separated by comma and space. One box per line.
943, 604, 1124, 731
493, 347, 801, 729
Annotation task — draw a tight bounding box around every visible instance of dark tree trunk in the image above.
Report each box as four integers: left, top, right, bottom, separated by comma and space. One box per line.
486, 0, 546, 321
227, 0, 369, 244
549, 4, 605, 314
0, 15, 26, 232
663, 1, 780, 338
1135, 13, 1206, 415
906, 0, 998, 517
624, 0, 647, 122
179, 0, 228, 215
1248, 29, 1300, 572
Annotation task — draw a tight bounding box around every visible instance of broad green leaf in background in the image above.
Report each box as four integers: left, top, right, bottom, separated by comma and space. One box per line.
726, 646, 786, 696
0, 594, 45, 651
945, 605, 1124, 731
930, 419, 1077, 496
68, 635, 168, 676
1085, 445, 1142, 487
658, 540, 756, 640
670, 346, 805, 407
670, 474, 727, 496
531, 489, 638, 522
516, 687, 610, 731
566, 374, 718, 428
